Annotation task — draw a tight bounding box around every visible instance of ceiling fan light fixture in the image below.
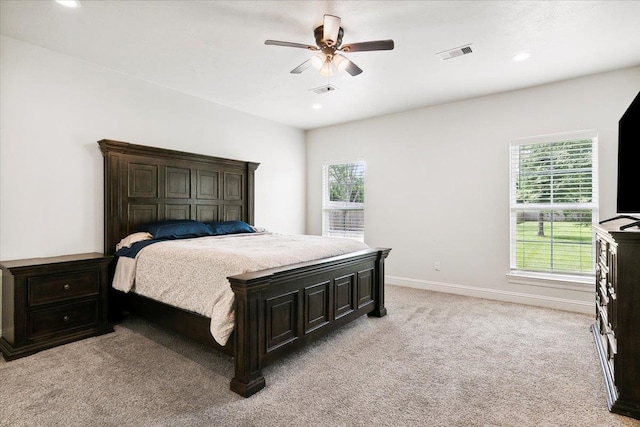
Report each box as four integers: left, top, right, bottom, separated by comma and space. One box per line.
319, 61, 334, 77
311, 53, 326, 70
265, 14, 394, 79
332, 54, 350, 72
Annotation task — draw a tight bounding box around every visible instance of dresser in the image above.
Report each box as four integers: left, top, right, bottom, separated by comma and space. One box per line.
592, 220, 640, 420
0, 253, 113, 360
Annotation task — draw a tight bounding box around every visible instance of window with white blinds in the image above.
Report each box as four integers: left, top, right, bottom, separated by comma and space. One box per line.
509, 130, 598, 276
322, 161, 365, 241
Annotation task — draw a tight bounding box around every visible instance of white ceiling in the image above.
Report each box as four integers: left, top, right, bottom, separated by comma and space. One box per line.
2, 1, 640, 130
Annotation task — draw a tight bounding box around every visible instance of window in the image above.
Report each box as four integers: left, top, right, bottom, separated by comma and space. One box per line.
509, 130, 598, 277
322, 161, 365, 241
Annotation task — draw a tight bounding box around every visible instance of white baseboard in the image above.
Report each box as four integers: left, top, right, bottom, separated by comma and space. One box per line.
386, 275, 594, 314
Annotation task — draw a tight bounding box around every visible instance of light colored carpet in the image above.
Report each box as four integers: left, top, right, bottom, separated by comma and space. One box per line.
1, 285, 639, 427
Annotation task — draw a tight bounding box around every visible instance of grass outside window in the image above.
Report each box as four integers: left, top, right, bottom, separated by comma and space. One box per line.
515, 220, 593, 274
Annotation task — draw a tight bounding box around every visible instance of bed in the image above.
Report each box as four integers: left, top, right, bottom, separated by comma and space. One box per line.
100, 139, 391, 397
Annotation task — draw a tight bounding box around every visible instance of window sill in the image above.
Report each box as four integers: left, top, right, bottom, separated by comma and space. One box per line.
506, 271, 593, 293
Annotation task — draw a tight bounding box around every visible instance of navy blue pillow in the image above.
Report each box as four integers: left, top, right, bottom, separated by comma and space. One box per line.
207, 220, 255, 236
138, 220, 213, 239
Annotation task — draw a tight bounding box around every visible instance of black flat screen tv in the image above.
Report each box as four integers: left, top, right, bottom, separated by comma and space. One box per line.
617, 90, 640, 214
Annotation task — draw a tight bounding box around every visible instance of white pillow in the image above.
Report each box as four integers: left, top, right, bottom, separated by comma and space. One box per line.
115, 232, 153, 251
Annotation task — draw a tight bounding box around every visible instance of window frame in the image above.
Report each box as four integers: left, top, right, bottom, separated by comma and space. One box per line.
321, 160, 365, 242
508, 129, 599, 284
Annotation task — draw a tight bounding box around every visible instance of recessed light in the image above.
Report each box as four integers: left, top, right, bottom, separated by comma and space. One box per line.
55, 0, 81, 8
513, 52, 531, 62
312, 104, 323, 110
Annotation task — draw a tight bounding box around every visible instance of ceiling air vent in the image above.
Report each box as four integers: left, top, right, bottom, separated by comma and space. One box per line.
310, 84, 338, 94
437, 44, 474, 60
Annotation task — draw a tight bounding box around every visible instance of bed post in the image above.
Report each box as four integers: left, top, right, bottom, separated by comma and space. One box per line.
369, 248, 391, 318
246, 162, 259, 226
229, 277, 267, 397
99, 140, 124, 255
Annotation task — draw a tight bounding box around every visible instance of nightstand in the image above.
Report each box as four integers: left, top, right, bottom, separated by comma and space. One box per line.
0, 253, 113, 360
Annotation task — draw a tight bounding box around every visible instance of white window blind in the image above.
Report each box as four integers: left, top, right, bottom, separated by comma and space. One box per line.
322, 161, 365, 241
509, 130, 598, 276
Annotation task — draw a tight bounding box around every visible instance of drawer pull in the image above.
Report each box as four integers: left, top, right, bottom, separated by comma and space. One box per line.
63, 315, 70, 322
63, 284, 71, 290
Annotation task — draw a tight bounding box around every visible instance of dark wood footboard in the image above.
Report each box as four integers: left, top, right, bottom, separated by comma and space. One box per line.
229, 247, 390, 397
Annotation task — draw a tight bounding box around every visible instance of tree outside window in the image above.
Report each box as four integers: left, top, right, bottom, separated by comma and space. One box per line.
322, 162, 365, 241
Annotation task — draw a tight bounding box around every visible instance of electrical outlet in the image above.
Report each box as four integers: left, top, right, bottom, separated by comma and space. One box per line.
434, 261, 441, 271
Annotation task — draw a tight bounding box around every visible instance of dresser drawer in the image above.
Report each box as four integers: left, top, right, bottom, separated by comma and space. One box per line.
28, 270, 100, 306
598, 306, 610, 332
597, 285, 609, 306
598, 238, 608, 264
27, 300, 98, 340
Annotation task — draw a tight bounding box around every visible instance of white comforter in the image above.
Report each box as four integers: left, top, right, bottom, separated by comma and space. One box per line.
113, 233, 369, 346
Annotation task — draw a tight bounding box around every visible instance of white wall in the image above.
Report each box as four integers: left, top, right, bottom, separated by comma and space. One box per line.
0, 36, 306, 331
307, 66, 640, 313
0, 35, 306, 260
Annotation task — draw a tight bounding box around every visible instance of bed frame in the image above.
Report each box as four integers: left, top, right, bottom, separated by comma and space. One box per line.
99, 139, 390, 397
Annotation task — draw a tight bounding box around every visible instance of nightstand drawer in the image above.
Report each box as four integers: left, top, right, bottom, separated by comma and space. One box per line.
28, 270, 100, 306
27, 300, 98, 340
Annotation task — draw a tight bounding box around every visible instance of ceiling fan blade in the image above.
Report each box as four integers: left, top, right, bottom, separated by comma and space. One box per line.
265, 40, 318, 50
341, 40, 394, 52
344, 59, 363, 76
323, 14, 341, 45
290, 59, 311, 74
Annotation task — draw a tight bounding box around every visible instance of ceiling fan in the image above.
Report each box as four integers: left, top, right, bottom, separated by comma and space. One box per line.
265, 14, 394, 77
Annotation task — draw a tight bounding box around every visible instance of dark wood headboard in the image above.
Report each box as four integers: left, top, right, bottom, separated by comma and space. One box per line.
99, 139, 259, 255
